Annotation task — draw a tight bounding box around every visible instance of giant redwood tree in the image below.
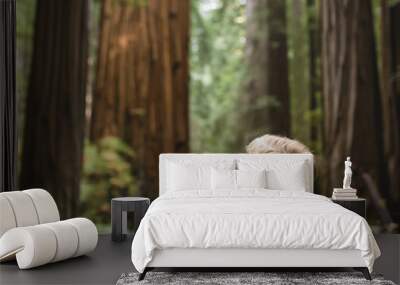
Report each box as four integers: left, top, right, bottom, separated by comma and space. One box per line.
380, 0, 400, 213
91, 0, 190, 199
321, 0, 397, 227
20, 0, 88, 218
242, 0, 290, 143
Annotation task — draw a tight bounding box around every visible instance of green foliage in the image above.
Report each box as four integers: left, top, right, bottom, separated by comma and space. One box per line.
80, 137, 138, 225
190, 0, 246, 153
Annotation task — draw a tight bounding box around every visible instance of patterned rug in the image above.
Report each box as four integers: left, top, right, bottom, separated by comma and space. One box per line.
116, 271, 396, 285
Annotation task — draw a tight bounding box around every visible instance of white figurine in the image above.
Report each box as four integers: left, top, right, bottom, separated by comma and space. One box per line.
343, 157, 352, 189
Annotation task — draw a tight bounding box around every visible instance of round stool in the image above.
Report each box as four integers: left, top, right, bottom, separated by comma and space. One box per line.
111, 197, 150, 242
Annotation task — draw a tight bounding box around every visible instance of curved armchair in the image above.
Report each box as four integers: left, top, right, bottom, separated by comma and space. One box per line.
0, 189, 98, 269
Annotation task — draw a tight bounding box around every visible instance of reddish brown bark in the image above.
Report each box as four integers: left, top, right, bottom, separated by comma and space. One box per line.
91, 0, 190, 199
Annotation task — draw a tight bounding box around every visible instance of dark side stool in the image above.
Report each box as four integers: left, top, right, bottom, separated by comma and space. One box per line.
111, 197, 150, 242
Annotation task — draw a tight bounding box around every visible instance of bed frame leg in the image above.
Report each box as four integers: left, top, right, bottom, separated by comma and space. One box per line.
138, 268, 148, 281
354, 267, 371, 280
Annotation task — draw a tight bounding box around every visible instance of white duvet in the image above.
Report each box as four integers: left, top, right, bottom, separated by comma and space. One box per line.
131, 190, 380, 273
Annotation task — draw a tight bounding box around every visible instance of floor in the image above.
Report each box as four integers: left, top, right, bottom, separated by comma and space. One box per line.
0, 234, 399, 285
374, 234, 400, 284
0, 235, 134, 285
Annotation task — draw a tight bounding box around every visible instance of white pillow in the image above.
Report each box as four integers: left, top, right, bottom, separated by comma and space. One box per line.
237, 169, 267, 188
267, 167, 306, 191
237, 159, 308, 191
166, 159, 236, 192
167, 162, 211, 191
211, 169, 236, 190
211, 169, 268, 190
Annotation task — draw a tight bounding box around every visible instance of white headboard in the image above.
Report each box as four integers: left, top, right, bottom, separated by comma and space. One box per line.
159, 153, 314, 195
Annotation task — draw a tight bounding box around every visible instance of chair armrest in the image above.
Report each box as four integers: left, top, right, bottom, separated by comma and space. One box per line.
0, 218, 98, 269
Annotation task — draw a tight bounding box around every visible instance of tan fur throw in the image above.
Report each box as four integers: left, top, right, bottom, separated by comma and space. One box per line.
246, 134, 311, 154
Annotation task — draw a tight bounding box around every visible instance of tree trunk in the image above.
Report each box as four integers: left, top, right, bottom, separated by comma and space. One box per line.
389, 1, 400, 221
391, 3, 400, 131
288, 0, 310, 145
321, 0, 388, 210
380, 0, 400, 211
19, 0, 88, 219
307, 0, 321, 151
0, 0, 17, 192
91, 0, 190, 199
243, 0, 290, 143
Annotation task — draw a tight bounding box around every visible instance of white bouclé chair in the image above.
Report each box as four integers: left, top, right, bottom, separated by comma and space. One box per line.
0, 189, 98, 269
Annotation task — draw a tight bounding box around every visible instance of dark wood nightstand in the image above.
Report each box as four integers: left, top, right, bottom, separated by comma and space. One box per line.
331, 198, 366, 218
111, 197, 150, 242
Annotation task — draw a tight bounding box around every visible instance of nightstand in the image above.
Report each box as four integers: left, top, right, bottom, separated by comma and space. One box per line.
331, 198, 366, 218
111, 197, 150, 242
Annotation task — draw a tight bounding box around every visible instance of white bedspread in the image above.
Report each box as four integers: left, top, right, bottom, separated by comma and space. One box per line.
131, 190, 380, 273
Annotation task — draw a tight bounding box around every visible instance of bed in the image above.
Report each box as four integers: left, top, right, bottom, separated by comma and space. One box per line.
131, 154, 380, 280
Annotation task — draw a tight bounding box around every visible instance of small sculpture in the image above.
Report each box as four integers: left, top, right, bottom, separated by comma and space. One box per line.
343, 157, 353, 189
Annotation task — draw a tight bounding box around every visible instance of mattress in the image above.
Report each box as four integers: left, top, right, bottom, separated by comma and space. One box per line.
131, 190, 380, 273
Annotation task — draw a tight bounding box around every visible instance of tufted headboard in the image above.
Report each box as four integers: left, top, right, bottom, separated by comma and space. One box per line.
159, 153, 314, 196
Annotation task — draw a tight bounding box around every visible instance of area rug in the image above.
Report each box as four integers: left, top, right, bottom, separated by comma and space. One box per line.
116, 271, 396, 285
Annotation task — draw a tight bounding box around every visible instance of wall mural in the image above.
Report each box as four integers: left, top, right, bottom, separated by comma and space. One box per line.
14, 0, 400, 233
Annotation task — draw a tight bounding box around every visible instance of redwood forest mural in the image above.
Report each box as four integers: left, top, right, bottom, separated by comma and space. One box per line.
15, 0, 400, 233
